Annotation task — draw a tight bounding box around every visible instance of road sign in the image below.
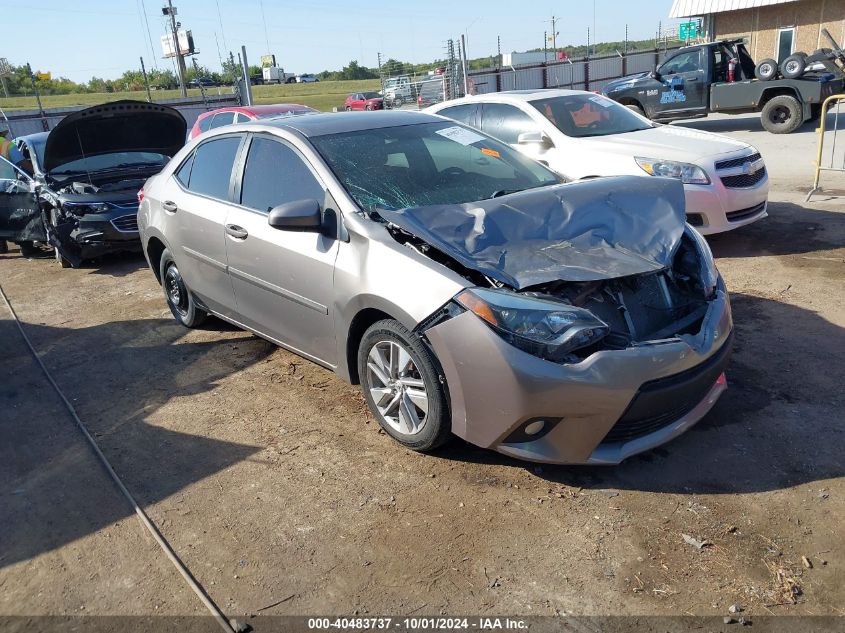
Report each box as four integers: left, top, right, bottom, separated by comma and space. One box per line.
0, 58, 12, 77
36, 71, 51, 81
679, 21, 699, 41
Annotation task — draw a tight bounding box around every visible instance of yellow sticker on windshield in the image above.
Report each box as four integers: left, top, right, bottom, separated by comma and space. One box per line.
481, 148, 501, 158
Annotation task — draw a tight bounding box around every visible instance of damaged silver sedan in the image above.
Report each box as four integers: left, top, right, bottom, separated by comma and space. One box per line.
139, 111, 733, 465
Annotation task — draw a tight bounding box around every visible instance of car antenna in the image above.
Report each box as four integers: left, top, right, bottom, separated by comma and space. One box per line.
74, 126, 94, 186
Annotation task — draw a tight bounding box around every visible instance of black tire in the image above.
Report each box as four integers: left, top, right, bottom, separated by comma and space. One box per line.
345, 106, 352, 111
755, 58, 778, 80
17, 241, 39, 257
48, 209, 73, 268
159, 248, 207, 328
780, 54, 807, 79
358, 319, 451, 452
625, 103, 646, 117
365, 104, 373, 111
286, 77, 296, 84
0, 241, 8, 254
761, 94, 803, 134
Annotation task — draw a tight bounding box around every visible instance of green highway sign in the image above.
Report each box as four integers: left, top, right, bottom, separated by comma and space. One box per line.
679, 21, 699, 41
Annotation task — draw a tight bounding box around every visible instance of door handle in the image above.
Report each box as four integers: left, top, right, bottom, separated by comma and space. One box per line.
225, 224, 248, 240
162, 200, 178, 213
687, 77, 699, 82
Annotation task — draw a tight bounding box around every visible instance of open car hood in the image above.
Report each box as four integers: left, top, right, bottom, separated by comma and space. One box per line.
377, 175, 686, 290
43, 100, 187, 173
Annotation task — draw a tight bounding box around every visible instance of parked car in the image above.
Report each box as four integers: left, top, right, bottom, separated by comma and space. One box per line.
417, 79, 446, 108
344, 92, 384, 111
1, 100, 186, 268
189, 77, 218, 88
188, 104, 318, 140
138, 111, 732, 465
428, 89, 768, 235
297, 74, 319, 83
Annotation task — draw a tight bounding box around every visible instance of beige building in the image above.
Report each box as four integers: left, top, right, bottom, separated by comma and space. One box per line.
670, 0, 845, 63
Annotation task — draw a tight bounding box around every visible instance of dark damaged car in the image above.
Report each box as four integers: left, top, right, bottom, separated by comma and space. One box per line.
0, 100, 186, 267
139, 111, 732, 465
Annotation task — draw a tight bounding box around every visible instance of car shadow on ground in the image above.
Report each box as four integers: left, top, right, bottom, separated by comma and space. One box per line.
0, 315, 274, 570
672, 110, 839, 135
707, 200, 845, 259
435, 290, 845, 495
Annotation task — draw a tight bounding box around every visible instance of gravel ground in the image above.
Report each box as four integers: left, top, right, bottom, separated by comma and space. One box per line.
0, 113, 843, 626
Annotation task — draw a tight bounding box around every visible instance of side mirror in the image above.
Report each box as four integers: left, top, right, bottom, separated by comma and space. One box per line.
517, 131, 553, 149
268, 199, 322, 232
649, 70, 661, 80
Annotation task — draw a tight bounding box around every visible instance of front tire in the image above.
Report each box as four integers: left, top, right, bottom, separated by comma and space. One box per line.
159, 248, 207, 328
761, 94, 803, 134
358, 319, 451, 452
625, 103, 646, 117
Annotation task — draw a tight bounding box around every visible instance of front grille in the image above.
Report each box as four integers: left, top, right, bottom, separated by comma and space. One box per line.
111, 214, 139, 233
715, 152, 761, 170
601, 333, 734, 445
726, 201, 766, 222
721, 166, 767, 188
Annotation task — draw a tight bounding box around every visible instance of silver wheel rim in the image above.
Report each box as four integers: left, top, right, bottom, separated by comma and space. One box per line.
785, 60, 800, 74
761, 63, 773, 75
366, 340, 429, 436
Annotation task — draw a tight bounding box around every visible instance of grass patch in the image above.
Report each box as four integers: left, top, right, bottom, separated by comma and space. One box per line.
0, 79, 382, 113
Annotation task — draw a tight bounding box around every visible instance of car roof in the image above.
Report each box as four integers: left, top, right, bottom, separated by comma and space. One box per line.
263, 110, 442, 137
453, 89, 595, 103
14, 131, 50, 144
197, 104, 315, 120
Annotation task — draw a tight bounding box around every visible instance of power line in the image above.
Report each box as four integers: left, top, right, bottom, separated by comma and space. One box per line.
139, 0, 159, 69
258, 0, 271, 54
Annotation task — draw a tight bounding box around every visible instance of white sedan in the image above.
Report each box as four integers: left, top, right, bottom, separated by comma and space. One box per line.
427, 89, 768, 235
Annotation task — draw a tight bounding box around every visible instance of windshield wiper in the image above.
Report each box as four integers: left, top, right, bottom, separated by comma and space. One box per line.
488, 188, 526, 199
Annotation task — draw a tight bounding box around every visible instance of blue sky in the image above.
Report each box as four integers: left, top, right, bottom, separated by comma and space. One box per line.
5, 0, 677, 82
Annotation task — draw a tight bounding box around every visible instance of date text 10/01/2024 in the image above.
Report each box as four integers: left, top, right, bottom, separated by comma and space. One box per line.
307, 617, 529, 630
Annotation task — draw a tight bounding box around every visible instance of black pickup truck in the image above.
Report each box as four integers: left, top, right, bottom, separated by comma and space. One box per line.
603, 39, 844, 134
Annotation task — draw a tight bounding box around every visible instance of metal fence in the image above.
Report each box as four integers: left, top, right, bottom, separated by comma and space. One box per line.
807, 94, 845, 201
2, 93, 239, 137
467, 46, 682, 96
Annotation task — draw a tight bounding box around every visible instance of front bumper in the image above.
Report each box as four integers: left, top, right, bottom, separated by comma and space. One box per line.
425, 289, 733, 465
53, 207, 141, 265
684, 155, 769, 235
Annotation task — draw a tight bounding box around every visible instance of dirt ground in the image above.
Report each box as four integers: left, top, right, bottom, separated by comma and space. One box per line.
1, 113, 843, 626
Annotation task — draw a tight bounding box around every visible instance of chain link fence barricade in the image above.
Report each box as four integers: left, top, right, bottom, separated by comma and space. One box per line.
807, 94, 845, 201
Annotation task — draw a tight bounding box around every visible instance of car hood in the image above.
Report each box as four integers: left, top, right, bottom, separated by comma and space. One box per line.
604, 72, 650, 91
580, 125, 753, 163
377, 175, 686, 290
43, 100, 187, 173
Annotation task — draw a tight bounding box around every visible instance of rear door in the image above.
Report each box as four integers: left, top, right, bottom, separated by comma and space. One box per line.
163, 134, 243, 316
434, 103, 481, 129
653, 48, 708, 116
479, 103, 543, 146
224, 134, 339, 364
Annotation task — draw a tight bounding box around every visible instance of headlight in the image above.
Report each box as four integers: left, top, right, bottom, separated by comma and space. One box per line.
684, 225, 718, 297
635, 157, 711, 185
63, 202, 111, 214
455, 288, 610, 362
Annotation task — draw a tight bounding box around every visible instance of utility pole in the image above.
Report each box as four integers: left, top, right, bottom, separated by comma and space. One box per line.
460, 34, 469, 97
587, 27, 591, 58
140, 57, 152, 102
240, 45, 253, 106
593, 0, 597, 57
26, 63, 47, 131
548, 16, 559, 54
377, 51, 383, 90
497, 35, 502, 67
165, 0, 187, 97
544, 31, 548, 63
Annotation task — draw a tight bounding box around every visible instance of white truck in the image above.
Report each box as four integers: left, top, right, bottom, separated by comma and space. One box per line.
382, 75, 413, 106
262, 67, 297, 84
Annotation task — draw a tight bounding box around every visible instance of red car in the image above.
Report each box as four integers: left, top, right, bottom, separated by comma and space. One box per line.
344, 92, 384, 111
188, 104, 318, 139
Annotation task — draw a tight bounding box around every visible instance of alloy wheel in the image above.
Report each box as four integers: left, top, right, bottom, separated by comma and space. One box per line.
366, 340, 429, 435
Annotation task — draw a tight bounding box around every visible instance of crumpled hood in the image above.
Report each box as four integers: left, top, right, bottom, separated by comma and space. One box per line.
584, 125, 753, 163
378, 175, 686, 290
44, 100, 186, 173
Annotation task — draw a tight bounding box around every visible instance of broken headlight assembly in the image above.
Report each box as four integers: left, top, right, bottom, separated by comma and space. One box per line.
634, 157, 711, 185
684, 225, 719, 298
455, 287, 610, 362
62, 201, 111, 215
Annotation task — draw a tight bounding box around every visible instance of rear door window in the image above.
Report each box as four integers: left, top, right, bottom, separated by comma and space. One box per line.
480, 103, 540, 144
197, 116, 214, 133
183, 136, 242, 200
239, 136, 324, 213
437, 104, 480, 129
209, 112, 235, 129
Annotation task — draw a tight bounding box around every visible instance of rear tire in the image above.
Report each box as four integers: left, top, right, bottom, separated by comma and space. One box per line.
755, 58, 778, 80
625, 103, 646, 117
17, 241, 39, 257
761, 95, 803, 134
358, 319, 451, 452
780, 54, 806, 79
159, 247, 207, 328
